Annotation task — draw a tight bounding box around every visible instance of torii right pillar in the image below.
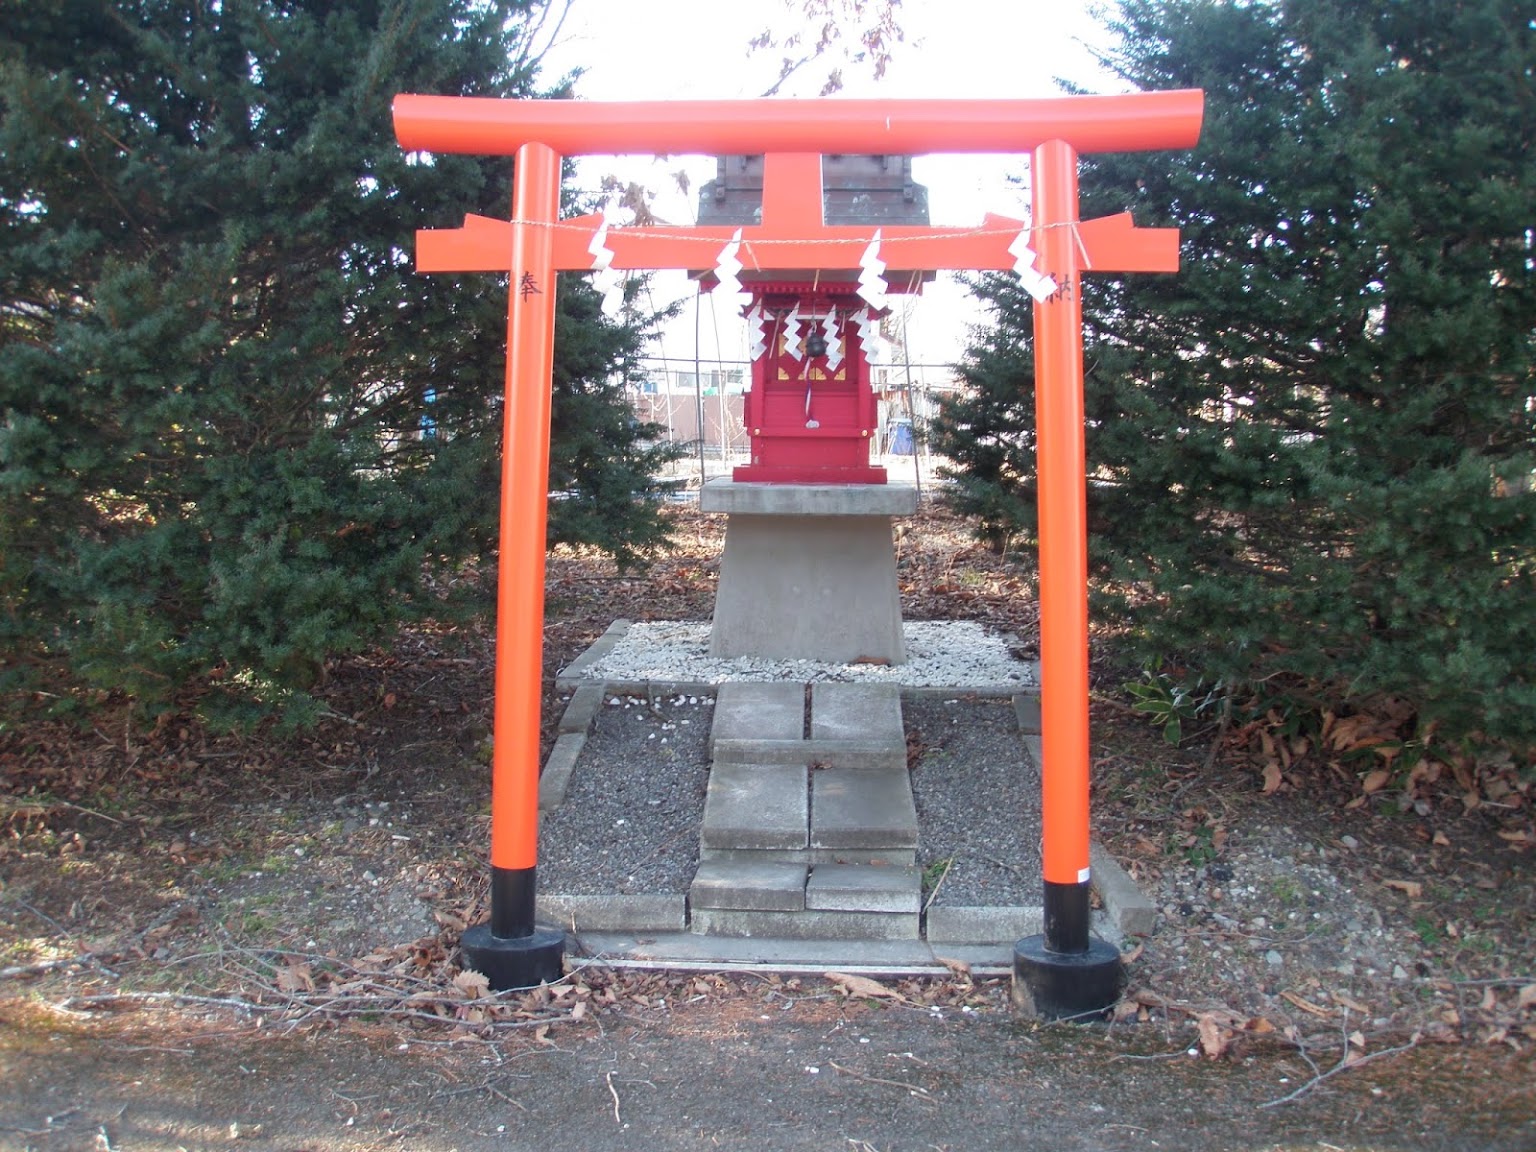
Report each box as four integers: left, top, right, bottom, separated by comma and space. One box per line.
1010, 138, 1122, 1019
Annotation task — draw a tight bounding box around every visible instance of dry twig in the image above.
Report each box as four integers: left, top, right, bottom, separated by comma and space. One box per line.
605, 1071, 622, 1125
828, 1061, 934, 1101
1259, 1037, 1421, 1108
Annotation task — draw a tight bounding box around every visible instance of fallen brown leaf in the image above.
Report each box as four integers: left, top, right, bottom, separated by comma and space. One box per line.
1333, 992, 1372, 1014
1281, 990, 1332, 1018
824, 971, 906, 1002
1384, 879, 1424, 899
452, 969, 491, 999
1195, 1012, 1238, 1059
1261, 760, 1283, 795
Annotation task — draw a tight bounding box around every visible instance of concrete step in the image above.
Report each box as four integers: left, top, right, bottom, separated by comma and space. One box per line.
708, 682, 803, 758
691, 859, 920, 917
806, 863, 921, 914
710, 681, 907, 769
698, 846, 917, 866
700, 761, 808, 852
809, 683, 906, 769
810, 765, 918, 851
690, 858, 808, 912
690, 907, 920, 941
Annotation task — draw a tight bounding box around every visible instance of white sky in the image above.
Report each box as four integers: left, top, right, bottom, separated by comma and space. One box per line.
537, 0, 1119, 365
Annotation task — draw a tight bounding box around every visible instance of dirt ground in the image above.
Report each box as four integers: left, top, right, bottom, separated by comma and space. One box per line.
3, 503, 1534, 1151
4, 994, 1535, 1152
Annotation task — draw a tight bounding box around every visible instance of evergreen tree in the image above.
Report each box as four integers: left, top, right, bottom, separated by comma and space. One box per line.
931, 0, 1536, 744
0, 0, 681, 723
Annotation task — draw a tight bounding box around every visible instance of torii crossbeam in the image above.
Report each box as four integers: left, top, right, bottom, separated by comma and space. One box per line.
393, 92, 1204, 1017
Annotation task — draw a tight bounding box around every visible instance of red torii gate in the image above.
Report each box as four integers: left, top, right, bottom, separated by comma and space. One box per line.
393, 91, 1203, 1016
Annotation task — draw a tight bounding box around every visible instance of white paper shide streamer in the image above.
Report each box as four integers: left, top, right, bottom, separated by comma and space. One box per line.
820, 314, 844, 372
747, 303, 772, 360
856, 228, 889, 313
850, 306, 888, 365
1009, 228, 1058, 304
781, 302, 805, 362
586, 204, 626, 318
712, 228, 750, 312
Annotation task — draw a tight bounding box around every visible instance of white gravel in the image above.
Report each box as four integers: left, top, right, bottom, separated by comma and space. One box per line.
571, 620, 1038, 690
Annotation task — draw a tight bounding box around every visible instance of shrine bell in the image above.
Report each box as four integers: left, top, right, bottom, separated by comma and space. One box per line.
698, 155, 932, 484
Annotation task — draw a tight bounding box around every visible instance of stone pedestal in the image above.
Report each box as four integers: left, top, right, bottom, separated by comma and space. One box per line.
700, 480, 918, 664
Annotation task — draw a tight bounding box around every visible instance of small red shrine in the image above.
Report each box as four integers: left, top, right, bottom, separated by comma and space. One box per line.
695, 153, 933, 484
734, 282, 883, 483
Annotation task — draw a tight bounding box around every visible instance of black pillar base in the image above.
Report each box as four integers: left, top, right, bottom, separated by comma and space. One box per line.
460, 923, 565, 991
1011, 934, 1123, 1021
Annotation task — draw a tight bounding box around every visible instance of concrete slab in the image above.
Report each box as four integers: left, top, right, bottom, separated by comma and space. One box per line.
557, 681, 606, 734
808, 682, 905, 768
700, 761, 808, 851
689, 859, 808, 912
690, 907, 919, 941
536, 893, 687, 933
573, 931, 1013, 975
708, 514, 907, 663
709, 681, 804, 751
806, 863, 921, 914
537, 732, 586, 811
811, 682, 902, 741
699, 480, 919, 517
810, 766, 918, 850
551, 627, 1039, 699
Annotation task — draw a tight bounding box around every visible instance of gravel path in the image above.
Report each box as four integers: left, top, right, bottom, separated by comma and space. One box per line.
905, 695, 1042, 905
539, 692, 714, 896
539, 689, 1043, 908
573, 620, 1038, 690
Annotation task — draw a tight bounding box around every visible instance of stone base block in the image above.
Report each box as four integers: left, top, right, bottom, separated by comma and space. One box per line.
690, 907, 919, 941
707, 505, 908, 664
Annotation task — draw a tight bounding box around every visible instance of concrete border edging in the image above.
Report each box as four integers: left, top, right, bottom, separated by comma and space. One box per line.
925, 905, 1043, 943
557, 681, 606, 734
537, 893, 688, 933
1090, 842, 1158, 937
555, 619, 631, 689
536, 731, 586, 811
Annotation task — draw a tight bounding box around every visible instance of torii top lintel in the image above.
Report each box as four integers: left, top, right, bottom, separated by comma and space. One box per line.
392, 91, 1204, 159
392, 92, 1205, 279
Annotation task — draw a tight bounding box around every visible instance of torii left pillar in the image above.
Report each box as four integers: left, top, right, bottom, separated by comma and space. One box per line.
456, 141, 565, 988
